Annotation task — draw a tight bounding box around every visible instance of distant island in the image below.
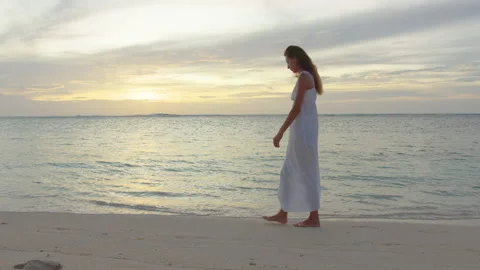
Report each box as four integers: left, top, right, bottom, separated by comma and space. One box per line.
131, 113, 180, 117
72, 113, 180, 118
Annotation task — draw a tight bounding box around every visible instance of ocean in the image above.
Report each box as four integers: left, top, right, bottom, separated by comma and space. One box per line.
0, 115, 479, 223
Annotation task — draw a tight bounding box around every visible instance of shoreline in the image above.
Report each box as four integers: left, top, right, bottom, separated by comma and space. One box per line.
1, 211, 479, 270
2, 210, 480, 227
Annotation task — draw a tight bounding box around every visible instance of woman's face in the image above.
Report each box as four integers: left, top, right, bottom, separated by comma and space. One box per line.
285, 56, 299, 73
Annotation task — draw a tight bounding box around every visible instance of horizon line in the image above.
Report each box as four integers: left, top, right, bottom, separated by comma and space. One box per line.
1, 113, 480, 118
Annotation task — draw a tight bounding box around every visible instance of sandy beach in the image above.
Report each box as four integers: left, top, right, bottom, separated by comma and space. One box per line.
0, 212, 478, 270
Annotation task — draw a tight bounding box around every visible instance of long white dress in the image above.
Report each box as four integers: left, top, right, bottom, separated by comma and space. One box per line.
278, 70, 321, 212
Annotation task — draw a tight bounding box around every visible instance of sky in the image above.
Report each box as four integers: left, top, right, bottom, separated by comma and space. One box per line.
0, 0, 479, 116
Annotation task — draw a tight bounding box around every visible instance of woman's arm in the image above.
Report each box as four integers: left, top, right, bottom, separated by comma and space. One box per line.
277, 72, 312, 135
273, 72, 313, 147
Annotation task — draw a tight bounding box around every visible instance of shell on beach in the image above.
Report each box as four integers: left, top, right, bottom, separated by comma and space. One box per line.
13, 260, 62, 270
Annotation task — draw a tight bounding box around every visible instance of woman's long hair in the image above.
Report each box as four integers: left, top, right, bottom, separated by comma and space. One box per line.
284, 45, 323, 95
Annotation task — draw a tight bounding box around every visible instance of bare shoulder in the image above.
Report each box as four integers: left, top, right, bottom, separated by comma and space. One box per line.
297, 71, 314, 90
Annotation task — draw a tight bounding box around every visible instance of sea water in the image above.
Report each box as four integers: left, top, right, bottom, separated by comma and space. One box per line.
0, 115, 479, 223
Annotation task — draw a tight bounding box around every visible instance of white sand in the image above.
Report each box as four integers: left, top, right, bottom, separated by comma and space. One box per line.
0, 212, 479, 270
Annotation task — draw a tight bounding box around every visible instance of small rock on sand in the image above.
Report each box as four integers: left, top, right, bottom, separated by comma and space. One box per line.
13, 260, 62, 270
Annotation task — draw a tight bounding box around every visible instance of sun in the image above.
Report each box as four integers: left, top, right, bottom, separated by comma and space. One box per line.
126, 90, 167, 101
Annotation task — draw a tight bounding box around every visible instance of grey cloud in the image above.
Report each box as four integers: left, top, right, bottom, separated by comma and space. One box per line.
0, 0, 152, 45
73, 0, 480, 72
3, 0, 480, 65
383, 66, 452, 76
0, 59, 99, 94
324, 63, 480, 85
139, 0, 480, 62
0, 0, 88, 45
444, 85, 480, 95
318, 96, 480, 114
322, 89, 446, 101
455, 77, 479, 83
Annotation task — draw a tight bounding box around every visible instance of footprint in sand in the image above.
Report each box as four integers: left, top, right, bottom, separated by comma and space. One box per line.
13, 260, 62, 270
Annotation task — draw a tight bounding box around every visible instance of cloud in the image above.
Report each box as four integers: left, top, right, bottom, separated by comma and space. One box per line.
128, 0, 479, 64
0, 0, 151, 45
324, 62, 480, 87
0, 0, 479, 115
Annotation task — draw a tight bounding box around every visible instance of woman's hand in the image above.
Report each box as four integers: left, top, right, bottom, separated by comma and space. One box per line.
273, 132, 283, 148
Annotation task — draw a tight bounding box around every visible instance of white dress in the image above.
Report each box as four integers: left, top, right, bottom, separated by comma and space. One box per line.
278, 70, 321, 212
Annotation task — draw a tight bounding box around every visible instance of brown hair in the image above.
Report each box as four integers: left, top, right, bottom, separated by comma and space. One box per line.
284, 45, 323, 95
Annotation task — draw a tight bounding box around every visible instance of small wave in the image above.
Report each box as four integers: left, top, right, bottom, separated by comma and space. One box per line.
331, 174, 409, 184
162, 167, 206, 173
371, 182, 407, 188
355, 200, 389, 206
209, 168, 244, 174
46, 162, 92, 168
218, 186, 276, 193
166, 160, 195, 165
132, 181, 162, 187
421, 190, 465, 197
162, 168, 183, 172
363, 157, 385, 161
87, 200, 225, 216
98, 168, 128, 175
396, 205, 438, 211
96, 161, 140, 168
241, 177, 275, 183
9, 137, 26, 141
261, 171, 279, 176
344, 194, 403, 201
237, 186, 277, 192
88, 200, 182, 214
261, 164, 279, 168
116, 191, 219, 198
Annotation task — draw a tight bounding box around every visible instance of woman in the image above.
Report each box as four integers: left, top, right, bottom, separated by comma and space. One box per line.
263, 45, 323, 228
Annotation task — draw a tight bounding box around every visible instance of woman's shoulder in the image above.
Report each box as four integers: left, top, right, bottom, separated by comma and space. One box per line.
297, 71, 315, 88
299, 70, 313, 77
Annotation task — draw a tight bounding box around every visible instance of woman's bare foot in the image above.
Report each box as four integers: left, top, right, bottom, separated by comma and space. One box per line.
294, 211, 320, 227
293, 218, 320, 227
262, 210, 288, 224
